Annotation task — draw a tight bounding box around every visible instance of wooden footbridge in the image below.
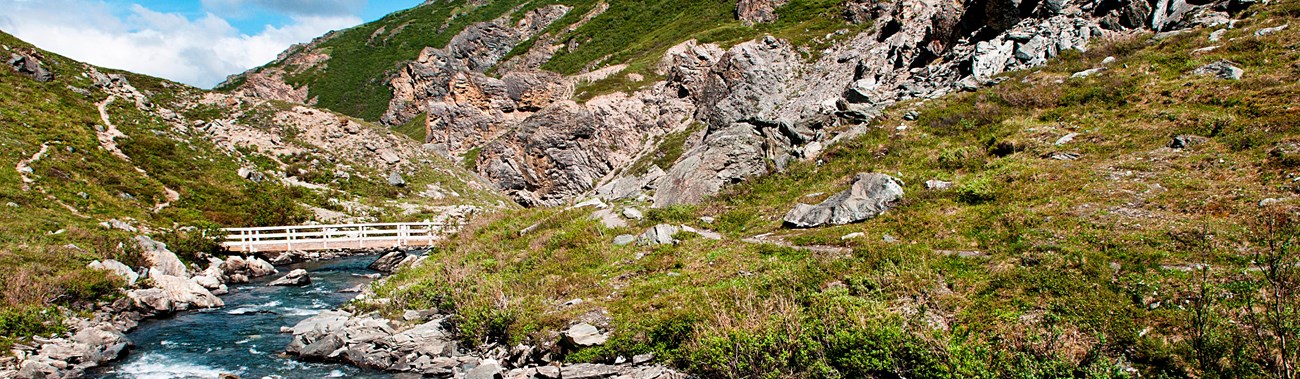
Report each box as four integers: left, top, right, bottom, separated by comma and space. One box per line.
221, 222, 455, 253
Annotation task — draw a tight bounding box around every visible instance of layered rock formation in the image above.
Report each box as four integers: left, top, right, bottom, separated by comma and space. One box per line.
227, 0, 1239, 209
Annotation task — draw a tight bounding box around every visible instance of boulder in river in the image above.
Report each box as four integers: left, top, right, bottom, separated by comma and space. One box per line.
783, 173, 904, 228
368, 250, 408, 273
268, 269, 312, 286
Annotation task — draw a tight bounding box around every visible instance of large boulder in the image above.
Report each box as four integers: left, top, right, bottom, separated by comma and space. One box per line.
562, 323, 609, 347
87, 259, 139, 286
268, 269, 312, 287
783, 173, 904, 228
637, 224, 681, 246
135, 235, 188, 278
368, 250, 409, 273
287, 311, 461, 374
7, 52, 53, 82
147, 272, 224, 310
128, 271, 224, 313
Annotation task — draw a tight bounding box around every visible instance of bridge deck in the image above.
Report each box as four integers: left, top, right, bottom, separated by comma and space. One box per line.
221, 222, 453, 253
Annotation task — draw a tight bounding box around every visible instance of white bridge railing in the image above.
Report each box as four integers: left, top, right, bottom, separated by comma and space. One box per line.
221, 222, 455, 253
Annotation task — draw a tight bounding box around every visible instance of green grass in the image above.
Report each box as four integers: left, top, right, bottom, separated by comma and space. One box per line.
624, 122, 703, 176
357, 3, 1300, 377
392, 112, 428, 142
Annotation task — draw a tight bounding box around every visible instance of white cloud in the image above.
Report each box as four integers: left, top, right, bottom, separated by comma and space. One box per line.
202, 0, 367, 17
0, 0, 360, 88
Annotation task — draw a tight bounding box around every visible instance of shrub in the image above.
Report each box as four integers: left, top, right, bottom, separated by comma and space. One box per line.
956, 176, 997, 204
0, 307, 65, 350
159, 224, 225, 263
646, 205, 697, 224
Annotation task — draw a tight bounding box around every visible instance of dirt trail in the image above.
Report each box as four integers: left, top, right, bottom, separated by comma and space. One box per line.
15, 142, 50, 191
95, 96, 132, 161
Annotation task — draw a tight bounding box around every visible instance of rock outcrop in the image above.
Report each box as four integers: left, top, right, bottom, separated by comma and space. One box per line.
287, 311, 684, 378
268, 269, 312, 286
368, 250, 410, 273
783, 173, 904, 228
383, 5, 573, 126
7, 50, 53, 82
13, 318, 131, 379
738, 0, 790, 25
222, 0, 1241, 211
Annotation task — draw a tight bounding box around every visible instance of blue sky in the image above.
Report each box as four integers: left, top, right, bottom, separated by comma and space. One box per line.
0, 0, 420, 88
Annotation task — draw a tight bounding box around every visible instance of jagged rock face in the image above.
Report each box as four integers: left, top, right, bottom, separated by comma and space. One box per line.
382, 5, 572, 126
7, 50, 53, 82
737, 0, 790, 25
236, 0, 1227, 209
654, 124, 768, 206
235, 71, 311, 104
424, 70, 571, 154
478, 95, 689, 207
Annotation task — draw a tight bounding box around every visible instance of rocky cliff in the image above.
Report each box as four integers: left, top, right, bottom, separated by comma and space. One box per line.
225, 0, 1245, 208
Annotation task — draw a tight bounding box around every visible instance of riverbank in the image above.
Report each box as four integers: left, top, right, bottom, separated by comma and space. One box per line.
95, 255, 395, 378
0, 235, 409, 379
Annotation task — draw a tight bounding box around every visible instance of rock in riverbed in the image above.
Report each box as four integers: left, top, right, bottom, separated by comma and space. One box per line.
268, 269, 312, 286
368, 250, 408, 273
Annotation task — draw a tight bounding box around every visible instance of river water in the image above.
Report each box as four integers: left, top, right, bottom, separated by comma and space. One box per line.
93, 255, 393, 379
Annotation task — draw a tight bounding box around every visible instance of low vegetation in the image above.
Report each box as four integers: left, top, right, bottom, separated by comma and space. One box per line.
361, 3, 1300, 377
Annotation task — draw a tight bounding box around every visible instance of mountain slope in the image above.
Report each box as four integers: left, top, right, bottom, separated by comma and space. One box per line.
218, 0, 858, 123
0, 30, 509, 349
359, 1, 1300, 376
226, 0, 1230, 211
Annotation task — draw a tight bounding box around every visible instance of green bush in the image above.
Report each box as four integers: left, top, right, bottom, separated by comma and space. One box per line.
0, 307, 65, 350
956, 176, 997, 204
159, 224, 225, 263
645, 205, 697, 224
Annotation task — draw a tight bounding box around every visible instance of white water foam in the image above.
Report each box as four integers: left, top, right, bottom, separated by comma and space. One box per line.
111, 352, 237, 379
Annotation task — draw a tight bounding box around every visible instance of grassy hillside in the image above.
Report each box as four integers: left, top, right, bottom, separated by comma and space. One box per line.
358, 1, 1300, 377
224, 0, 866, 120
0, 30, 508, 349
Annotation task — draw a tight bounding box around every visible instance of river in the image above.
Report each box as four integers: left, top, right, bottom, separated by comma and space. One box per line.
92, 254, 394, 379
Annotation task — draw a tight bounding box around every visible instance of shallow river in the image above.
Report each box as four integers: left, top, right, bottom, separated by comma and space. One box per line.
93, 255, 393, 379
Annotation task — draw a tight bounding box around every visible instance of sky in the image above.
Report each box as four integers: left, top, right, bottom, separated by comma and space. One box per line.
0, 0, 421, 88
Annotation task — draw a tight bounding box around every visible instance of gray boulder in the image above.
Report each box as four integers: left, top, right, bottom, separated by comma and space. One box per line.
7, 52, 53, 82
368, 250, 408, 273
135, 235, 188, 278
268, 269, 311, 286
387, 172, 407, 187
562, 323, 609, 347
783, 173, 904, 228
1193, 60, 1243, 80
613, 234, 637, 246
466, 359, 503, 379
637, 224, 680, 246
87, 259, 138, 286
